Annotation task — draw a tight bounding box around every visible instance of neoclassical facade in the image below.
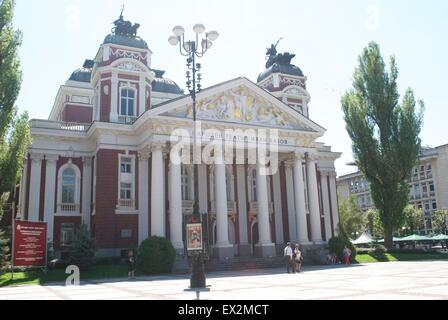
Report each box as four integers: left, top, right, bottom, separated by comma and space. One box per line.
18, 15, 341, 259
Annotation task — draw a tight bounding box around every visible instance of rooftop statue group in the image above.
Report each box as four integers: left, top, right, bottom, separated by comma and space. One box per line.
265, 38, 296, 69
112, 9, 140, 38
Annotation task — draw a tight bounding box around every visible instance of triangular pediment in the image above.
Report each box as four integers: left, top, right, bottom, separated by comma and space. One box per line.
150, 78, 325, 134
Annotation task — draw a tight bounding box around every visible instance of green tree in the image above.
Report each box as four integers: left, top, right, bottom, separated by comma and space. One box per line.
402, 205, 424, 236
341, 42, 424, 248
365, 208, 384, 239
431, 209, 448, 235
338, 195, 365, 240
0, 0, 22, 140
67, 224, 96, 270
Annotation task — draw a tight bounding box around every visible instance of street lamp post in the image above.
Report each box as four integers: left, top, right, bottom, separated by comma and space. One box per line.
169, 24, 219, 289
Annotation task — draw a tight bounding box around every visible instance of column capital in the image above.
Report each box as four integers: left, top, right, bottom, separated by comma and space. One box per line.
294, 150, 306, 161
138, 151, 150, 161
329, 171, 337, 179
45, 154, 60, 162
306, 151, 319, 162
30, 153, 45, 162
285, 160, 295, 169
150, 141, 166, 153
82, 156, 93, 166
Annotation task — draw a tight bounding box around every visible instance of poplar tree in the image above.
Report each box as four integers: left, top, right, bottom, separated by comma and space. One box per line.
342, 42, 424, 248
0, 0, 30, 271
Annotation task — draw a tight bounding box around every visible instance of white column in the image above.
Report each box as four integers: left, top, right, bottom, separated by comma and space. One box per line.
151, 143, 165, 237
169, 159, 184, 251
18, 157, 28, 218
110, 72, 118, 122
329, 172, 339, 236
236, 165, 249, 247
139, 76, 146, 116
138, 152, 150, 243
214, 154, 230, 246
44, 155, 58, 242
82, 157, 92, 229
294, 152, 310, 244
28, 153, 44, 222
256, 160, 272, 245
272, 168, 284, 245
306, 153, 324, 243
285, 161, 297, 242
320, 171, 333, 241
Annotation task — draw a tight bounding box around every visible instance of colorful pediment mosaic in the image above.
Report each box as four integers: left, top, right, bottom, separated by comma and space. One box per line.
160, 86, 313, 131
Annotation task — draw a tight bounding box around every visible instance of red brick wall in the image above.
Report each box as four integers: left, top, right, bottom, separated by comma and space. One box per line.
94, 149, 138, 249
39, 159, 47, 222
62, 105, 93, 124
100, 80, 111, 122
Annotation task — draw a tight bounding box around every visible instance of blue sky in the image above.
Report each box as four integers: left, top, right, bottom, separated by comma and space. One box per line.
12, 0, 448, 176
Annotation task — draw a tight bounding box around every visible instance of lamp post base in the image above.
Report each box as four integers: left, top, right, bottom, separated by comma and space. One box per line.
190, 253, 206, 289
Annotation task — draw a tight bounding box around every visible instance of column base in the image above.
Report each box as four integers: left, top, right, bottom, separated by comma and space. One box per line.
213, 244, 234, 261
238, 244, 252, 257
312, 239, 327, 245
254, 242, 276, 258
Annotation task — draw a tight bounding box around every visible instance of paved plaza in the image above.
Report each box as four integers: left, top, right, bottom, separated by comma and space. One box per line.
1, 261, 448, 300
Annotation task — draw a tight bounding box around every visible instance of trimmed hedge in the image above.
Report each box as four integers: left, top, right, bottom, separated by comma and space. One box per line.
137, 236, 176, 275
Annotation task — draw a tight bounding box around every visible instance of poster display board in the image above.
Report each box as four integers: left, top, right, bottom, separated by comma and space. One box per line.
186, 223, 203, 252
12, 220, 47, 268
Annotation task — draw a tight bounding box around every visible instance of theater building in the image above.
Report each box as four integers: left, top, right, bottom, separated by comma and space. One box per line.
17, 15, 341, 260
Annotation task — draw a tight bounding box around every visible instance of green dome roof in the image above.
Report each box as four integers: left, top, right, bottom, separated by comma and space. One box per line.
69, 68, 92, 83
257, 63, 304, 83
103, 34, 148, 49
152, 70, 183, 95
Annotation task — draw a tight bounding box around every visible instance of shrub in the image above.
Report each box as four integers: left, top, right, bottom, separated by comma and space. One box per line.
370, 244, 387, 257
67, 224, 96, 270
137, 236, 176, 275
328, 235, 357, 262
0, 228, 10, 273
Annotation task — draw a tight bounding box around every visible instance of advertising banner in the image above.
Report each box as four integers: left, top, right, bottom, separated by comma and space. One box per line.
12, 220, 47, 268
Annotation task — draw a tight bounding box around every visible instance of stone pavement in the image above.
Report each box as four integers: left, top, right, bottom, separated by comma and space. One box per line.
1, 261, 448, 300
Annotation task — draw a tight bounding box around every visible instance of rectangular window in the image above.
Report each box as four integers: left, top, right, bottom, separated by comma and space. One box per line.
120, 157, 132, 173
120, 183, 132, 200
60, 223, 75, 247
432, 202, 437, 210
121, 229, 132, 238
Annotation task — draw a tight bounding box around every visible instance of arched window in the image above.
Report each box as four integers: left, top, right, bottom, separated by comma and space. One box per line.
181, 165, 190, 201
57, 163, 81, 213
62, 168, 76, 204
120, 88, 136, 117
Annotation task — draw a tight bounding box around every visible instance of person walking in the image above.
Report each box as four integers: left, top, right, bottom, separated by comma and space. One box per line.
127, 250, 136, 280
294, 244, 303, 273
284, 242, 293, 273
343, 246, 352, 266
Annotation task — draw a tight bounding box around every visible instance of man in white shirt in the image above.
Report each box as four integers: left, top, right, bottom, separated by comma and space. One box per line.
284, 242, 294, 273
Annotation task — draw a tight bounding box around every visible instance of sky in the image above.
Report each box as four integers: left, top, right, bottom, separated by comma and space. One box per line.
12, 0, 448, 177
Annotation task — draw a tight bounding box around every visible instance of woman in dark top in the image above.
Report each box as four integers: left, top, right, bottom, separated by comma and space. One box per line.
127, 250, 136, 280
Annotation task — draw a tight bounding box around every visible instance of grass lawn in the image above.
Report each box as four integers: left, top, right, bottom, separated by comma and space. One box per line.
355, 252, 448, 264
0, 264, 129, 287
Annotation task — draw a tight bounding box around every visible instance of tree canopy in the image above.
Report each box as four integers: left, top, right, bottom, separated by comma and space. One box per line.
342, 42, 424, 248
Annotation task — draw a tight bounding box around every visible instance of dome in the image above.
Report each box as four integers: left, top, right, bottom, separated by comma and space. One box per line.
152, 70, 183, 95
68, 68, 92, 83
257, 63, 304, 83
103, 34, 148, 50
